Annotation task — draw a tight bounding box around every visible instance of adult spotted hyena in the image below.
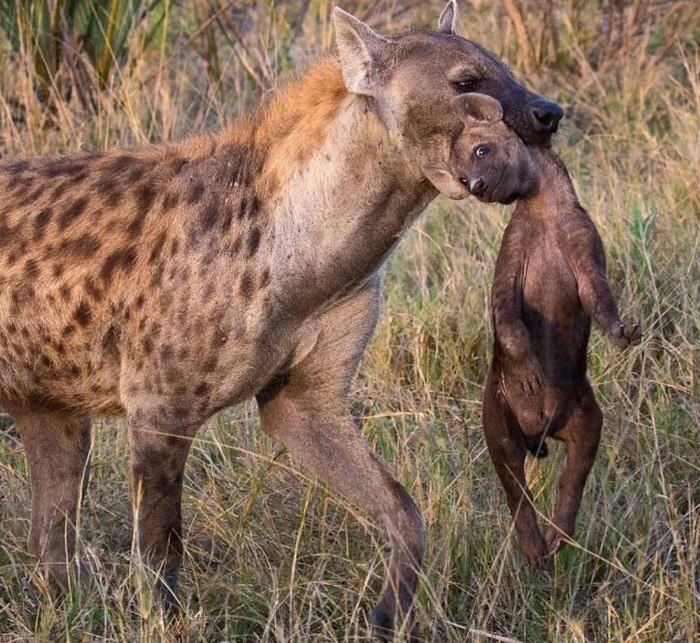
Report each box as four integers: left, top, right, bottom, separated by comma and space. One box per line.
0, 2, 562, 634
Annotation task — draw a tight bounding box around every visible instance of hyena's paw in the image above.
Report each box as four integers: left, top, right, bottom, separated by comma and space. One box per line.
518, 527, 550, 570
545, 519, 576, 556
607, 320, 641, 349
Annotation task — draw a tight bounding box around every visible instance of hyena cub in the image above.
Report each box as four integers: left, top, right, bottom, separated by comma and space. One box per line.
449, 107, 641, 568
423, 93, 539, 204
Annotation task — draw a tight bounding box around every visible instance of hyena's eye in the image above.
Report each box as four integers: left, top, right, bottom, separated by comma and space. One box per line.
475, 144, 490, 158
452, 78, 478, 93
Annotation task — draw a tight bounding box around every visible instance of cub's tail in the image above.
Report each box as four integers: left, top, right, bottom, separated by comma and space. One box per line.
525, 394, 574, 458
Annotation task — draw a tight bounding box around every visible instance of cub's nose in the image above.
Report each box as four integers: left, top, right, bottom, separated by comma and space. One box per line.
469, 177, 486, 197
529, 99, 563, 134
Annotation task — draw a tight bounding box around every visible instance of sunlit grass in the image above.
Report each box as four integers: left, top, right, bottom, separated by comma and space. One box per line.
0, 1, 698, 640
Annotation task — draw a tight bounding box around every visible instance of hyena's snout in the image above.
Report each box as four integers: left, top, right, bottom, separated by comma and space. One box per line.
528, 97, 563, 136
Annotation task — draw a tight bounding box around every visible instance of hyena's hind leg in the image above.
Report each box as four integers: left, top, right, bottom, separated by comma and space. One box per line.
14, 410, 91, 588
482, 374, 548, 569
546, 382, 602, 554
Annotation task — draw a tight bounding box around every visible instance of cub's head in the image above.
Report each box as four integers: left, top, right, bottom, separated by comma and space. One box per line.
424, 93, 541, 203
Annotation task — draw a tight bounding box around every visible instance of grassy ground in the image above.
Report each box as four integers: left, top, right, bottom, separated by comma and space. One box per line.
0, 1, 698, 641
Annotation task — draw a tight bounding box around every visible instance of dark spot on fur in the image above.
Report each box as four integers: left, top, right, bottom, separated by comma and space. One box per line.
148, 232, 167, 265
167, 157, 188, 174
135, 181, 157, 214
149, 263, 164, 288
142, 337, 153, 355
239, 269, 254, 301
202, 355, 218, 373
99, 180, 123, 208
162, 190, 180, 212
50, 181, 70, 202
186, 180, 205, 204
229, 236, 242, 257
58, 233, 101, 258
74, 302, 92, 326
66, 171, 88, 186
104, 155, 132, 175
101, 324, 119, 354
58, 197, 88, 230
200, 202, 218, 232
259, 267, 271, 288
160, 344, 174, 361
194, 382, 210, 396
63, 324, 76, 336
125, 166, 146, 184
247, 227, 261, 256
126, 211, 147, 238
84, 278, 103, 301
33, 207, 53, 239
40, 160, 86, 178
52, 263, 64, 278
100, 247, 137, 282
26, 185, 45, 203
6, 174, 24, 191
4, 160, 29, 174
24, 258, 39, 279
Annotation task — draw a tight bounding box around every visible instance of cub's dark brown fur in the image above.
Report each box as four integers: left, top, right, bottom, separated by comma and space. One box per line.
482, 147, 640, 568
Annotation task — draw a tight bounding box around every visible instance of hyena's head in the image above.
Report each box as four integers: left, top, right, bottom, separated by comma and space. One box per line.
424, 93, 541, 203
333, 1, 562, 193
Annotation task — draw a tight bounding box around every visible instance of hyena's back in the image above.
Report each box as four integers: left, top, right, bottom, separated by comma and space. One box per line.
0, 137, 264, 416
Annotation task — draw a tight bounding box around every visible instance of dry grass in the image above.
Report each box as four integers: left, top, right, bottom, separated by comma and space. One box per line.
0, 1, 698, 641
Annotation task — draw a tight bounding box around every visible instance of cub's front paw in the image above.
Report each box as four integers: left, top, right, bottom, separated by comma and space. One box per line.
607, 320, 641, 349
515, 359, 546, 396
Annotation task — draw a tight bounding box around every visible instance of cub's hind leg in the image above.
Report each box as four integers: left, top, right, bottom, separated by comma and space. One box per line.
14, 410, 91, 588
546, 381, 602, 554
482, 373, 548, 569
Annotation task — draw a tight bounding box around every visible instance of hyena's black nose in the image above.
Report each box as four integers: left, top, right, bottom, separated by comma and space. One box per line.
470, 177, 486, 197
530, 99, 563, 134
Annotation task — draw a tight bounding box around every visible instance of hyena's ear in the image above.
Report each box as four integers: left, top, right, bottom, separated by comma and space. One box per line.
333, 7, 392, 95
452, 93, 504, 123
437, 0, 458, 35
423, 164, 470, 200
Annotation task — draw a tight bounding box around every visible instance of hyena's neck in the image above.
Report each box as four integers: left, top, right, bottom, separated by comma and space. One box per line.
519, 147, 580, 220
245, 61, 435, 310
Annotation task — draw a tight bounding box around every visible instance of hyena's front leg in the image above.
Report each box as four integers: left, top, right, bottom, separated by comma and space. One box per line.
127, 417, 193, 608
14, 410, 91, 588
257, 282, 426, 640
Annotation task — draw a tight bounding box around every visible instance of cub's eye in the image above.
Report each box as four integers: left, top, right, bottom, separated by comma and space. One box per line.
475, 145, 490, 158
452, 78, 478, 93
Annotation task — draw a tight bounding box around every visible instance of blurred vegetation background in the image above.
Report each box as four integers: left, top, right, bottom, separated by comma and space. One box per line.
0, 1, 698, 641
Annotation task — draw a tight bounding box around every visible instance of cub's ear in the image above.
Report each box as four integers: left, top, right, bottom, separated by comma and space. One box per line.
452, 93, 503, 123
333, 7, 392, 95
437, 0, 459, 35
423, 164, 470, 200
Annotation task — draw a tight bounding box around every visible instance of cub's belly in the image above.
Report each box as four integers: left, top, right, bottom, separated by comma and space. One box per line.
521, 251, 590, 384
